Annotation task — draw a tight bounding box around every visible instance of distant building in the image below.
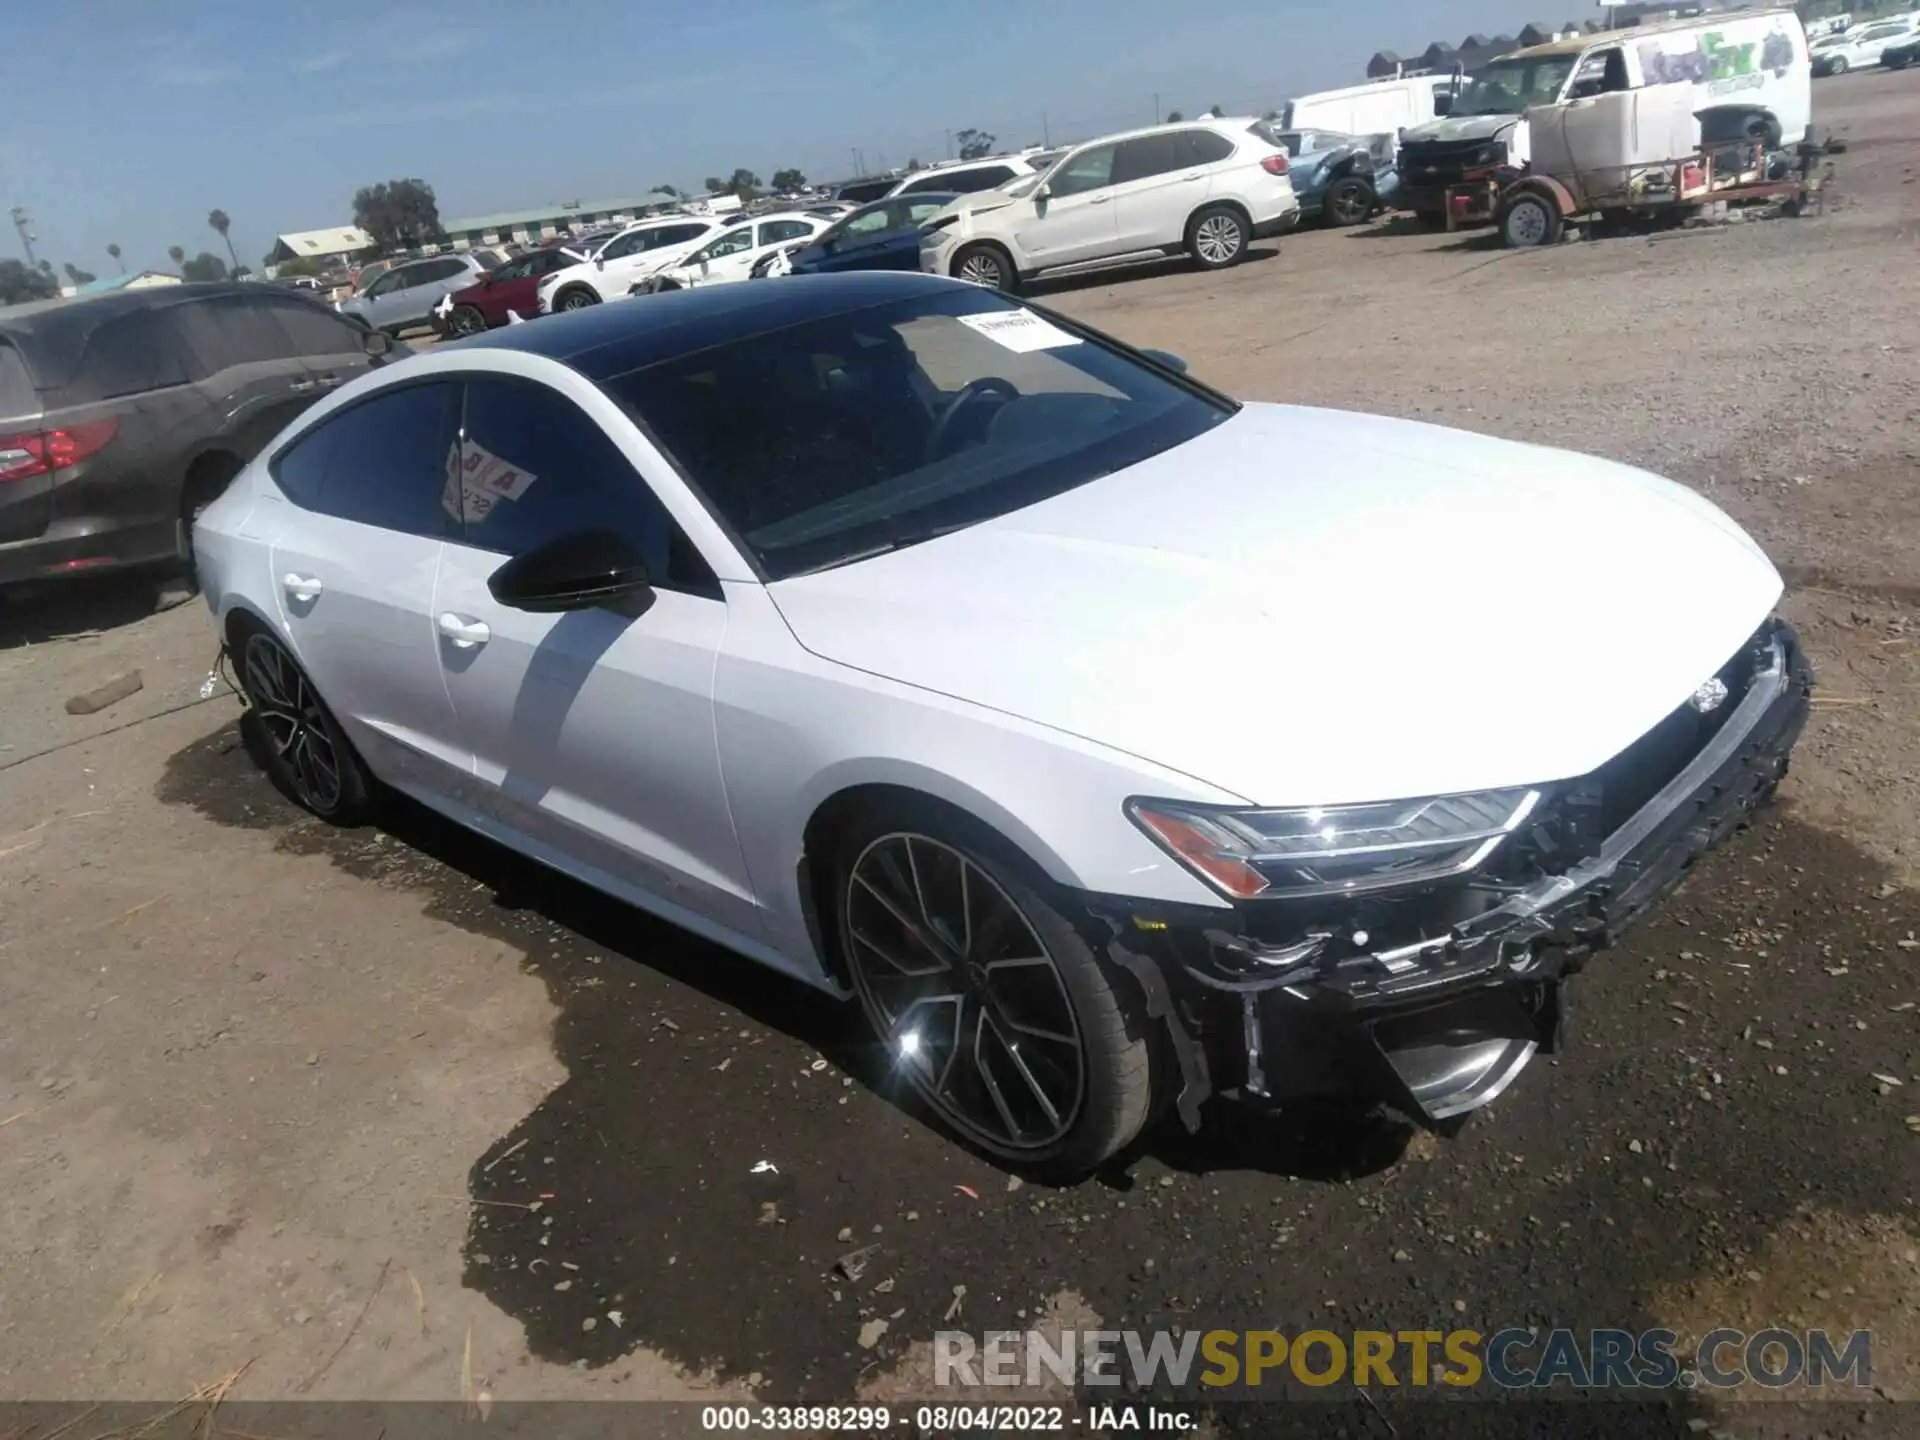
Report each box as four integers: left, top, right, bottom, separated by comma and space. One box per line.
267, 226, 376, 267
76, 270, 181, 295
434, 197, 659, 252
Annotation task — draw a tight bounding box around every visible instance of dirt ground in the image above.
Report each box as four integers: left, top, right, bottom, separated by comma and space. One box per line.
2, 70, 1916, 1436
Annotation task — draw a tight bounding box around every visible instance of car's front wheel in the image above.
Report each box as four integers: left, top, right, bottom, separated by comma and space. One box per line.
835, 804, 1153, 1179
1829, 56, 1849, 74
234, 625, 376, 824
447, 304, 487, 336
951, 243, 1017, 293
556, 287, 599, 311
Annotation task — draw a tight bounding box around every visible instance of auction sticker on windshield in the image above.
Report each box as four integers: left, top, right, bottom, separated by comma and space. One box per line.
958, 309, 1081, 353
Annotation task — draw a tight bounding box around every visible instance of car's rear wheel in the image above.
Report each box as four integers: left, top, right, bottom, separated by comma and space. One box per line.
1187, 205, 1249, 269
235, 626, 375, 824
1498, 190, 1564, 249
1830, 56, 1849, 74
556, 287, 599, 311
951, 243, 1017, 293
836, 805, 1153, 1179
448, 304, 487, 336
1323, 178, 1375, 227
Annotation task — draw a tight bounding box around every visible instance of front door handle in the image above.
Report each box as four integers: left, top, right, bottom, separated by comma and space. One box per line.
317, 373, 344, 388
1183, 171, 1205, 180
437, 612, 491, 649
288, 379, 316, 394
1088, 194, 1110, 205
282, 572, 323, 602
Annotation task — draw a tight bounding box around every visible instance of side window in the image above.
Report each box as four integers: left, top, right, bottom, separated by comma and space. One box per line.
661, 223, 715, 246
171, 297, 298, 373
272, 381, 457, 536
425, 258, 468, 283
74, 310, 192, 400
260, 297, 367, 358
700, 228, 755, 260
759, 219, 814, 244
1183, 129, 1236, 166
945, 166, 1014, 194
1113, 133, 1184, 185
453, 377, 714, 594
842, 207, 893, 239
1047, 145, 1117, 198
905, 198, 950, 224
600, 230, 646, 260
492, 256, 532, 281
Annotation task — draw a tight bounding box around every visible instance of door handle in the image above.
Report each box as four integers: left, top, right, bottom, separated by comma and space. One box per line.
288, 379, 316, 394
437, 612, 491, 649
1088, 194, 1110, 205
282, 572, 323, 602
317, 374, 343, 388
1183, 171, 1205, 180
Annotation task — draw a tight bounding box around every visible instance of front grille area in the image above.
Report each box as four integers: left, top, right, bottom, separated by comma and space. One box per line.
1400, 138, 1509, 187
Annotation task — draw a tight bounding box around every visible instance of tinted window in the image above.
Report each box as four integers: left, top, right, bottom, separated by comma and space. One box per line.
73, 310, 192, 400
454, 377, 713, 593
760, 219, 815, 244
172, 296, 297, 372
272, 381, 457, 536
422, 258, 469, 283
1184, 129, 1235, 165
602, 288, 1230, 581
937, 166, 1015, 195
1114, 133, 1185, 185
261, 297, 367, 358
0, 343, 39, 420
656, 223, 713, 246
1048, 145, 1117, 198
837, 179, 895, 204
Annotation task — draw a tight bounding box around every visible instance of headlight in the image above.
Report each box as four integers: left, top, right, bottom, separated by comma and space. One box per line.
1127, 789, 1542, 901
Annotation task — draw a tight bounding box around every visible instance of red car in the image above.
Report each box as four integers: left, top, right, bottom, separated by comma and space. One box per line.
435, 245, 585, 335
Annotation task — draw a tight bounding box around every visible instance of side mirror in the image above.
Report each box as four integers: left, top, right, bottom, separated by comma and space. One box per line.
487, 529, 654, 613
362, 328, 394, 359
1141, 348, 1189, 374
1035, 183, 1052, 200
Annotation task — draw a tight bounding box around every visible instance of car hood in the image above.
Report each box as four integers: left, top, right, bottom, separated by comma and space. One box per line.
1403, 113, 1524, 145
766, 403, 1784, 806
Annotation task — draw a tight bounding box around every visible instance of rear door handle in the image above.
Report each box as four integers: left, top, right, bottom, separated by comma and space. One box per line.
317, 373, 344, 388
437, 612, 491, 649
282, 572, 323, 602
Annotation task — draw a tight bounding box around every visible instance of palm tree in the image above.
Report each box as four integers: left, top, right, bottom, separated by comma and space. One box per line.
207, 209, 240, 275
167, 245, 186, 272
106, 242, 124, 274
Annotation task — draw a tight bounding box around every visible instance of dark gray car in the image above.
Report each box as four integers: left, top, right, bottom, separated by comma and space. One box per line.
0, 282, 391, 597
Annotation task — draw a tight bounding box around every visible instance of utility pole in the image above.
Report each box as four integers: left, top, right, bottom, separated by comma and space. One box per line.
1153, 93, 1160, 125
1042, 112, 1050, 146
10, 207, 37, 268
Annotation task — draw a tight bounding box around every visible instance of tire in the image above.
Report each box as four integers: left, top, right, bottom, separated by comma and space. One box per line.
951, 243, 1017, 293
834, 800, 1153, 1180
1830, 56, 1849, 75
1186, 205, 1249, 270
555, 287, 599, 311
1322, 178, 1374, 227
233, 623, 376, 825
447, 304, 488, 336
1497, 190, 1564, 249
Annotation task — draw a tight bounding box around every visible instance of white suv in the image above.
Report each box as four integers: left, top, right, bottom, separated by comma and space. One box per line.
882, 153, 1047, 201
919, 118, 1299, 292
536, 217, 730, 313
638, 213, 830, 292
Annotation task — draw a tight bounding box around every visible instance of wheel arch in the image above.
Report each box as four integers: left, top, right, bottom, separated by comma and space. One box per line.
795, 769, 1087, 988
1187, 196, 1253, 238
182, 446, 245, 511
1505, 174, 1577, 217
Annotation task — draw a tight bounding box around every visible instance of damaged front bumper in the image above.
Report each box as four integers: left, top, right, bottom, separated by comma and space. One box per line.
1090, 620, 1812, 1130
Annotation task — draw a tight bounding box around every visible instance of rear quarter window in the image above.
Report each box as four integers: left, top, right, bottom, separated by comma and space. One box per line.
0, 342, 39, 421
67, 310, 193, 402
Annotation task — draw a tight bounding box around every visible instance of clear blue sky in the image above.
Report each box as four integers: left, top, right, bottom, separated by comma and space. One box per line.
3, 0, 1582, 275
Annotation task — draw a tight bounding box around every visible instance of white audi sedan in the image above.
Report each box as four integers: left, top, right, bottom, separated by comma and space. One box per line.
194, 272, 1810, 1178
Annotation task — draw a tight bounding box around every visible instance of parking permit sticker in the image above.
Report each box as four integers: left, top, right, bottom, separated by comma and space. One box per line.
441, 438, 537, 523
958, 310, 1082, 353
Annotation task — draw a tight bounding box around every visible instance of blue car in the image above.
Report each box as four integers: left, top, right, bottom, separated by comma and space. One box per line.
1272, 129, 1398, 227
752, 193, 961, 278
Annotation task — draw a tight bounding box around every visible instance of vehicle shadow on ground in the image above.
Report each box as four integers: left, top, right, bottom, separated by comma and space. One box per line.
0, 572, 174, 652
154, 726, 1920, 1408
1025, 246, 1280, 299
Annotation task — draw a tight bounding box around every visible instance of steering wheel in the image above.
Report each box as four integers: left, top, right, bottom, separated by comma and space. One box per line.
926, 377, 1019, 462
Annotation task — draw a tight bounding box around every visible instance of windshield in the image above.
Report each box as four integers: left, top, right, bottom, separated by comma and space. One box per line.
602, 289, 1232, 580
1452, 56, 1578, 116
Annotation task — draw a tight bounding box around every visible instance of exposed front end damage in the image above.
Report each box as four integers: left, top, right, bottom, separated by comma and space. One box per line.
1089, 620, 1812, 1131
